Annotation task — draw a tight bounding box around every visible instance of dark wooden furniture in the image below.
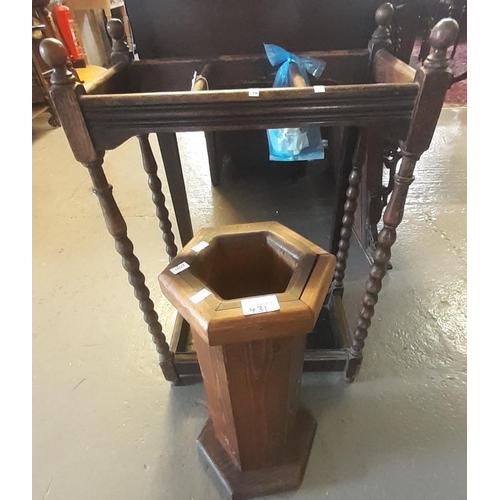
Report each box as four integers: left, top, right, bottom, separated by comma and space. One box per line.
33, 24, 59, 126
40, 4, 458, 384
123, 0, 425, 263
32, 0, 62, 126
158, 222, 335, 498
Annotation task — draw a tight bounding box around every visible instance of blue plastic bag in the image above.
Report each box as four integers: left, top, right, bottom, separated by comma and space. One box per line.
264, 43, 326, 162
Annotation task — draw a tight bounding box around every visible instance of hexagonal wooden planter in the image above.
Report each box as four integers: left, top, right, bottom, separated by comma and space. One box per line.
159, 222, 335, 499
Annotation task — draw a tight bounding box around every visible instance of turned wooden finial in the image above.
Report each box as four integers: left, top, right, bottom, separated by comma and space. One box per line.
424, 18, 459, 71
375, 2, 394, 28
39, 38, 75, 85
369, 3, 394, 58
107, 17, 125, 41
373, 3, 394, 41
107, 18, 131, 65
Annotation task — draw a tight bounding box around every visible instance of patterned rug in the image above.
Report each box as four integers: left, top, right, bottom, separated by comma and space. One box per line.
410, 40, 467, 107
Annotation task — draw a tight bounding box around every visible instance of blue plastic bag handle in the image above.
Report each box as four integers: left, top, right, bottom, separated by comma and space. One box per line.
264, 43, 326, 87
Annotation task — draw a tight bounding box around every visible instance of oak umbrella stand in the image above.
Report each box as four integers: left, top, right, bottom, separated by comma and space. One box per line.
39, 3, 458, 385
158, 222, 335, 498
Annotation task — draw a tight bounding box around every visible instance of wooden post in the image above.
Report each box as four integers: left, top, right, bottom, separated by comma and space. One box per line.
106, 18, 132, 65
108, 19, 179, 260
190, 64, 221, 188
156, 133, 194, 246
345, 15, 459, 382
332, 131, 367, 295
138, 134, 178, 261
368, 2, 394, 67
39, 37, 179, 384
39, 38, 97, 164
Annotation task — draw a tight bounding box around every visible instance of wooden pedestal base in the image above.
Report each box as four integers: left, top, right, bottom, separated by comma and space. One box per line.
197, 406, 317, 500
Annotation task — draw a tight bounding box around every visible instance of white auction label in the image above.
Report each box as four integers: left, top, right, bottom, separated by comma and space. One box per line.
189, 288, 211, 304
191, 241, 209, 253
248, 88, 260, 97
241, 295, 280, 316
170, 262, 190, 274
313, 85, 326, 93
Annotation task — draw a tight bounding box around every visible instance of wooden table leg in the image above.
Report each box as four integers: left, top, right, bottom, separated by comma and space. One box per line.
157, 133, 194, 246
205, 131, 220, 187
345, 15, 459, 382
346, 151, 417, 382
329, 126, 359, 257
40, 37, 180, 384
85, 151, 180, 384
138, 134, 178, 260
326, 126, 343, 181
332, 131, 366, 296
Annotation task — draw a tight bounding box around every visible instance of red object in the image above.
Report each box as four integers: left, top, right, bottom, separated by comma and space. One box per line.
52, 5, 84, 63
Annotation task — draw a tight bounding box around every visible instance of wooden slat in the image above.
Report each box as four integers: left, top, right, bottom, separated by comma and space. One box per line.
208, 300, 314, 346
128, 50, 370, 92
80, 63, 127, 95
168, 312, 186, 353
207, 221, 275, 235
215, 291, 297, 312
331, 294, 351, 349
79, 82, 417, 107
269, 222, 330, 256
173, 349, 349, 374
180, 271, 223, 310
303, 349, 348, 372
220, 334, 307, 470
300, 254, 336, 323
158, 268, 216, 344
284, 252, 316, 300
373, 49, 416, 84
79, 82, 417, 150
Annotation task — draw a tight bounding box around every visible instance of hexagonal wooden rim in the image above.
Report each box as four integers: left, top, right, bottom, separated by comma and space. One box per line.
159, 222, 335, 346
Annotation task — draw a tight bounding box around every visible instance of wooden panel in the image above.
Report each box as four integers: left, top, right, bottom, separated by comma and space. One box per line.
158, 268, 216, 344
353, 129, 384, 258
79, 83, 418, 149
215, 291, 298, 312
49, 83, 98, 163
124, 0, 384, 59
285, 252, 317, 300
128, 50, 371, 93
373, 49, 416, 84
180, 271, 223, 311
156, 132, 194, 246
80, 62, 129, 95
209, 300, 314, 346
192, 329, 241, 467
300, 254, 335, 323
302, 349, 348, 372
222, 334, 307, 470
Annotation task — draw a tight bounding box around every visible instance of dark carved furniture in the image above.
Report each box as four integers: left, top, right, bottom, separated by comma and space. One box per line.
123, 0, 425, 258
40, 4, 458, 384
32, 0, 62, 127
158, 222, 335, 498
